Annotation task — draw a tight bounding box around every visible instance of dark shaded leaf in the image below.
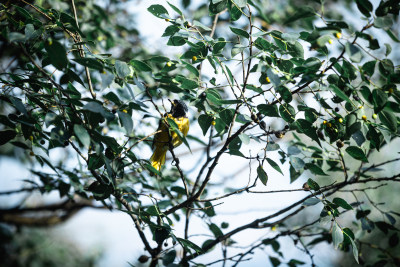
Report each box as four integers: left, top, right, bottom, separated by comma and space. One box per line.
345, 146, 368, 162
257, 165, 268, 186
0, 130, 17, 145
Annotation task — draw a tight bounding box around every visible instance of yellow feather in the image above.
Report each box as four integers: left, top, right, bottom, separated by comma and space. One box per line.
150, 114, 189, 172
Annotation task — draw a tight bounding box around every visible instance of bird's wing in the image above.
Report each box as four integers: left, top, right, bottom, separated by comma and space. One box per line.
152, 115, 169, 150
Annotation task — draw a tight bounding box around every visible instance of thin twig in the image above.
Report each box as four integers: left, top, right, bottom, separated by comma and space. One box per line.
70, 0, 96, 99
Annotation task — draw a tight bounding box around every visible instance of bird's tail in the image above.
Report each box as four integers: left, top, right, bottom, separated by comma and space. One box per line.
150, 146, 167, 172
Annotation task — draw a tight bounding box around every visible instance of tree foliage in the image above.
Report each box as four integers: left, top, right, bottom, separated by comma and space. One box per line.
1, 0, 400, 266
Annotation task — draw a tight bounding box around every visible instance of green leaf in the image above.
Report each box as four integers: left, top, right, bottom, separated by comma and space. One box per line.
269, 256, 280, 267
385, 43, 392, 56
332, 222, 344, 249
229, 27, 249, 39
229, 2, 242, 21
257, 104, 280, 117
148, 4, 169, 19
162, 25, 180, 37
345, 146, 368, 162
349, 238, 359, 263
374, 16, 393, 29
193, 20, 212, 31
73, 124, 90, 149
88, 154, 105, 169
8, 32, 25, 42
130, 59, 152, 72
307, 178, 320, 190
333, 197, 353, 210
162, 250, 176, 266
154, 227, 170, 245
290, 165, 301, 183
209, 0, 228, 15
115, 60, 130, 78
167, 118, 191, 152
362, 61, 376, 76
345, 42, 363, 63
117, 111, 133, 134
183, 61, 199, 77
355, 0, 373, 17
279, 104, 296, 123
303, 198, 320, 206
88, 182, 113, 200
73, 58, 103, 71
179, 77, 198, 90
289, 41, 304, 58
257, 165, 268, 186
45, 41, 68, 70
372, 89, 388, 112
282, 32, 300, 44
219, 109, 234, 126
209, 223, 223, 238
0, 130, 17, 146
224, 65, 234, 84
378, 59, 394, 76
82, 102, 115, 120
386, 29, 400, 43
204, 201, 216, 217
278, 85, 292, 103
266, 158, 283, 175
305, 163, 327, 176
167, 1, 183, 16
290, 157, 305, 170
267, 68, 281, 87
379, 111, 397, 133
177, 238, 203, 253
231, 44, 246, 57
198, 114, 213, 135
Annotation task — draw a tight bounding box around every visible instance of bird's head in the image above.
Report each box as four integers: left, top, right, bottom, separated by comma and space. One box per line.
169, 99, 188, 118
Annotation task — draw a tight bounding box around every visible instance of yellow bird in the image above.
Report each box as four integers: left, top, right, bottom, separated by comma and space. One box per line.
150, 99, 189, 172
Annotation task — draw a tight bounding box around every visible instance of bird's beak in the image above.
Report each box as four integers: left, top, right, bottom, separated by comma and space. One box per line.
168, 99, 175, 106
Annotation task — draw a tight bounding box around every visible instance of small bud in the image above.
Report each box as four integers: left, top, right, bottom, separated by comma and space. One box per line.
265, 77, 271, 83
192, 56, 198, 62
328, 39, 333, 44
335, 32, 342, 39
166, 61, 173, 67
274, 131, 284, 139
338, 118, 343, 123
336, 140, 344, 148
303, 182, 311, 190
362, 115, 367, 121
211, 120, 216, 126
372, 113, 377, 119
138, 255, 149, 263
